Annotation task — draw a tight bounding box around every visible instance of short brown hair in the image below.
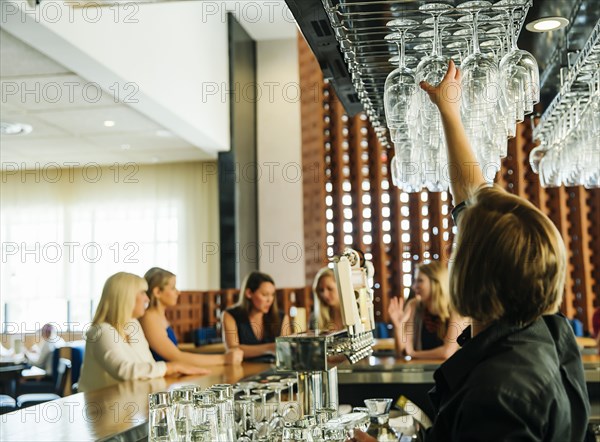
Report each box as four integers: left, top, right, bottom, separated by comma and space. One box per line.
450, 186, 566, 326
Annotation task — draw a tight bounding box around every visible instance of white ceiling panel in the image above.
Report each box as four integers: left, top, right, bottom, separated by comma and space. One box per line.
1, 74, 117, 111
35, 105, 161, 136
3, 136, 99, 154
0, 29, 69, 78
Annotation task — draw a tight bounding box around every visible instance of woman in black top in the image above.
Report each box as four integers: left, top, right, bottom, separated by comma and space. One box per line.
354, 61, 590, 441
222, 271, 290, 360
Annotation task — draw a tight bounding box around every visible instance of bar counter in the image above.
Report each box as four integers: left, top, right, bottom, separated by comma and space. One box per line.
2, 354, 598, 441
0, 362, 271, 441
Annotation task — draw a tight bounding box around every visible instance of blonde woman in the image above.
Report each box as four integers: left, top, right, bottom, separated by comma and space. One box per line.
353, 60, 590, 442
222, 271, 291, 360
140, 267, 243, 366
78, 272, 207, 393
388, 261, 464, 360
310, 267, 344, 332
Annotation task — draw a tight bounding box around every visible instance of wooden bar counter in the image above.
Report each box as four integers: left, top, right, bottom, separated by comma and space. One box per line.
0, 361, 271, 441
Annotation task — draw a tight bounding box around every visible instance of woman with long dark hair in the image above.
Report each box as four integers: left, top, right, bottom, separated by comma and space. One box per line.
222, 271, 290, 359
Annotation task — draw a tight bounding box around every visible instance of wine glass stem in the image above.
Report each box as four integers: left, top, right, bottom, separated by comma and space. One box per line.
432, 13, 439, 56
509, 8, 518, 50
399, 31, 406, 68
472, 10, 480, 54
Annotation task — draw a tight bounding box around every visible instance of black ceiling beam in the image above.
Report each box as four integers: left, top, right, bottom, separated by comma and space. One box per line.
285, 0, 363, 116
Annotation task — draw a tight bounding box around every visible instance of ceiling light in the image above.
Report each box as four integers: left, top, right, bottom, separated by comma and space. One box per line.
121, 144, 131, 150
0, 121, 33, 135
526, 17, 569, 33
103, 120, 116, 127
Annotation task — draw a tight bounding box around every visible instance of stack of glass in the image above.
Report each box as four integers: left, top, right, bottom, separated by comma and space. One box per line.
322, 0, 537, 192
148, 378, 300, 442
531, 19, 600, 189
149, 383, 422, 441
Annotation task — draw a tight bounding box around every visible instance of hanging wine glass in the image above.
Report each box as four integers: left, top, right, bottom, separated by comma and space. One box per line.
497, 0, 540, 119
383, 20, 418, 131
415, 3, 453, 192
457, 1, 504, 178
415, 3, 452, 85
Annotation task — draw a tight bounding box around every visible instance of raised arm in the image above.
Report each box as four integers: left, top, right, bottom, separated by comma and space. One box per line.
419, 60, 486, 206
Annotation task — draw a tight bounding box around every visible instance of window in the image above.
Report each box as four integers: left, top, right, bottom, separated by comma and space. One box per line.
1, 162, 217, 332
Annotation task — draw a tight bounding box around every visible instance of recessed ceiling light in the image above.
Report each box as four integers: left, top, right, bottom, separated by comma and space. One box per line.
526, 17, 569, 33
121, 144, 131, 150
104, 120, 116, 127
0, 121, 33, 135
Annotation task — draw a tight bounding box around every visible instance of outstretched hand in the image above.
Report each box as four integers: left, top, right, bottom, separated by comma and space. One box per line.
419, 59, 462, 116
387, 296, 406, 326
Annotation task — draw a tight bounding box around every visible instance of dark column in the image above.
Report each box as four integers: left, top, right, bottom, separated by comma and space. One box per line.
219, 15, 258, 289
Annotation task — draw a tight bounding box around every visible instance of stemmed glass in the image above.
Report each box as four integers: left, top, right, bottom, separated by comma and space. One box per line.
415, 3, 453, 192
497, 0, 539, 119
235, 397, 256, 441
384, 19, 418, 132
284, 377, 297, 402
415, 3, 452, 89
235, 381, 259, 399
267, 382, 287, 435
252, 386, 273, 438
458, 1, 504, 177
416, 3, 452, 123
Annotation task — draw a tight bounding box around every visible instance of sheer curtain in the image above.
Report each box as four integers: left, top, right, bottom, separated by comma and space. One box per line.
0, 161, 220, 331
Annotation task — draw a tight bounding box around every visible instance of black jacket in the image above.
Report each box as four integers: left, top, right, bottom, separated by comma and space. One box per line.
426, 314, 590, 441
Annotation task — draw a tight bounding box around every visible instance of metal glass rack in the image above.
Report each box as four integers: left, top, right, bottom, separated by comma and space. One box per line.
533, 19, 600, 144
321, 0, 532, 146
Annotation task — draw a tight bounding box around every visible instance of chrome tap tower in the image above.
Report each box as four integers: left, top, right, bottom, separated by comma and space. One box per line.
276, 248, 376, 416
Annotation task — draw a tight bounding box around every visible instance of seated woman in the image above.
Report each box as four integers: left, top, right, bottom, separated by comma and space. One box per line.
140, 267, 243, 366
388, 261, 465, 360
310, 267, 344, 332
78, 272, 207, 393
222, 271, 290, 360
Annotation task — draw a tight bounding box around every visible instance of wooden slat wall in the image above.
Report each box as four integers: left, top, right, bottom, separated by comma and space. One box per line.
300, 35, 328, 284
297, 34, 599, 331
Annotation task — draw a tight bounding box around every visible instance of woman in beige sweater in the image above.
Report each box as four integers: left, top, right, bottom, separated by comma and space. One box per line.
78, 272, 206, 393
